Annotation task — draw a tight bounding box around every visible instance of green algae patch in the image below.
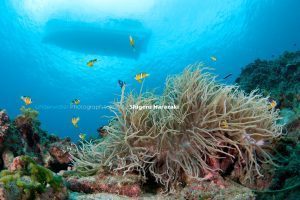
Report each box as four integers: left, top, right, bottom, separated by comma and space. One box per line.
0, 155, 66, 199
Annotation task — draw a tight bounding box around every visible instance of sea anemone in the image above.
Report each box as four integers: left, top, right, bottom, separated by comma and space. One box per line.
72, 64, 282, 191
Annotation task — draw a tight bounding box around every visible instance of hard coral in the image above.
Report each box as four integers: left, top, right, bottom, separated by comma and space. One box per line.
73, 64, 282, 192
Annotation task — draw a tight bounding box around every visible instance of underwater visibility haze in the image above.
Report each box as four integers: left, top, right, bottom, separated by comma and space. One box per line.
1, 1, 300, 199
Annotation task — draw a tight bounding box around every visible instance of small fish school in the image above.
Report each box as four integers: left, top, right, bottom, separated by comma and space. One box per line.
71, 99, 80, 105
20, 37, 254, 142
76, 35, 139, 139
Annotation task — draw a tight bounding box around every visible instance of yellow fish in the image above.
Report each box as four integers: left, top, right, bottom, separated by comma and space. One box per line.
87, 59, 97, 67
72, 117, 80, 128
79, 133, 86, 140
134, 73, 150, 83
221, 120, 228, 129
71, 99, 80, 105
21, 96, 32, 105
210, 56, 217, 62
129, 35, 135, 48
268, 99, 277, 110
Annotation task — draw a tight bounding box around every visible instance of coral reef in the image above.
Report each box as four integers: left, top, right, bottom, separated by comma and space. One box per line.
66, 172, 142, 197
14, 106, 43, 157
235, 51, 300, 200
236, 51, 300, 118
68, 180, 255, 200
180, 179, 255, 200
0, 110, 10, 145
72, 64, 282, 193
286, 117, 300, 137
255, 136, 300, 200
0, 108, 74, 199
47, 140, 73, 172
0, 155, 68, 200
0, 107, 73, 172
69, 192, 133, 200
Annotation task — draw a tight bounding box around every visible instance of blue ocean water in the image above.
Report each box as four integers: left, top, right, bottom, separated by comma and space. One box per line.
0, 0, 299, 141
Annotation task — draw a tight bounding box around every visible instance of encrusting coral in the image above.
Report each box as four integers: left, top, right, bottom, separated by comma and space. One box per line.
72, 64, 282, 192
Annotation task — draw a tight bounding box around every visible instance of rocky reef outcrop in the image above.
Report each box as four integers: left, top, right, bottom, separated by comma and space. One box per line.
0, 107, 73, 173
0, 110, 10, 152
66, 172, 142, 197
0, 155, 68, 200
236, 51, 300, 200
236, 51, 300, 124
0, 108, 74, 200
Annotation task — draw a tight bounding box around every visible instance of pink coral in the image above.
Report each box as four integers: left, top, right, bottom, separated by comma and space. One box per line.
9, 156, 25, 172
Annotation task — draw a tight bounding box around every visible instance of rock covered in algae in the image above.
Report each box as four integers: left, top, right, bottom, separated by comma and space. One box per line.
0, 109, 10, 145
181, 179, 255, 200
236, 51, 300, 121
255, 137, 300, 200
0, 155, 68, 200
68, 180, 255, 200
235, 51, 300, 200
69, 192, 133, 200
66, 172, 142, 198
